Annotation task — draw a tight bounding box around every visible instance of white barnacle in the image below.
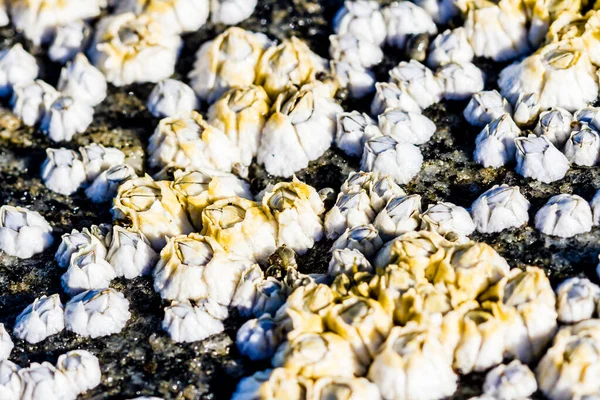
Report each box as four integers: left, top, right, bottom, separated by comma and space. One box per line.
207, 85, 271, 170
370, 82, 421, 116
230, 264, 286, 317
231, 368, 312, 400
374, 194, 422, 241
436, 62, 485, 101
86, 164, 137, 204
0, 44, 38, 97
65, 288, 131, 338
0, 360, 21, 399
40, 96, 94, 143
325, 296, 392, 365
427, 28, 475, 69
80, 143, 126, 183
498, 44, 598, 112
55, 350, 101, 395
55, 228, 107, 268
89, 13, 181, 86
255, 36, 326, 100
49, 21, 91, 64
471, 185, 530, 233
389, 60, 443, 110
361, 136, 423, 185
61, 245, 116, 296
106, 226, 157, 279
258, 82, 342, 177
313, 376, 382, 399
414, 0, 459, 24
13, 294, 64, 344
331, 224, 383, 258
340, 171, 406, 213
210, 0, 256, 25
0, 324, 13, 361
112, 175, 194, 250
10, 0, 101, 46
115, 0, 209, 34
272, 331, 362, 378
514, 135, 570, 183
41, 149, 86, 196
237, 315, 283, 361
0, 0, 8, 27
368, 324, 457, 400
0, 206, 53, 259
57, 53, 107, 107
162, 300, 226, 343
463, 90, 512, 127
171, 168, 252, 230
512, 92, 541, 127
534, 107, 574, 148
324, 191, 377, 240
556, 277, 600, 324
378, 109, 436, 145
575, 107, 600, 132
18, 362, 74, 400
483, 360, 537, 400
10, 80, 59, 127
421, 201, 475, 240
335, 111, 381, 157
328, 248, 373, 277
153, 233, 251, 305
564, 125, 600, 167
331, 60, 376, 99
147, 79, 199, 119
189, 27, 270, 103
536, 320, 600, 400
535, 194, 593, 238
329, 33, 384, 68
262, 179, 325, 255
460, 0, 529, 62
383, 2, 437, 49
333, 0, 386, 46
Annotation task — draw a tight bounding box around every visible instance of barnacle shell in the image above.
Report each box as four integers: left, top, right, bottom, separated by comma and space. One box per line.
57, 53, 107, 107
463, 90, 512, 127
312, 376, 382, 399
86, 164, 137, 203
18, 362, 74, 400
49, 21, 90, 64
0, 324, 13, 361
0, 206, 54, 259
329, 33, 384, 68
383, 2, 437, 49
0, 359, 22, 399
230, 264, 287, 317
80, 143, 126, 183
420, 202, 475, 241
436, 62, 485, 101
374, 195, 422, 241
535, 194, 593, 237
55, 227, 108, 268
361, 136, 423, 185
328, 248, 373, 277
231, 368, 312, 400
514, 135, 570, 183
237, 314, 283, 361
65, 288, 131, 338
473, 113, 521, 167
106, 226, 158, 279
534, 107, 574, 148
13, 294, 64, 344
40, 96, 94, 142
60, 245, 116, 295
331, 224, 383, 258
471, 185, 530, 233
482, 360, 537, 400
335, 111, 381, 157
10, 80, 59, 127
162, 300, 226, 343
513, 92, 541, 127
0, 44, 38, 97
333, 0, 387, 45
56, 350, 102, 395
370, 82, 421, 116
427, 28, 475, 69
331, 60, 376, 99
147, 79, 198, 118
564, 124, 600, 166
556, 278, 600, 324
389, 60, 443, 110
115, 0, 209, 34
378, 109, 436, 145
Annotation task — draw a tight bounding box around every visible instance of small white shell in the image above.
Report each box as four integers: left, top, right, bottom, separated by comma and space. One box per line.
514, 135, 570, 183
463, 90, 512, 127
18, 362, 74, 400
378, 109, 436, 145
0, 206, 54, 259
236, 315, 282, 361
332, 60, 376, 99
556, 277, 600, 324
40, 96, 94, 142
162, 300, 226, 343
55, 228, 107, 269
535, 194, 593, 238
57, 54, 107, 107
210, 0, 256, 25
534, 107, 573, 148
575, 107, 600, 132
389, 60, 442, 110
56, 350, 101, 395
106, 226, 158, 279
80, 143, 126, 183
49, 21, 90, 64
373, 194, 422, 241
60, 246, 116, 296
65, 288, 131, 338
13, 294, 65, 344
361, 136, 423, 185
86, 164, 137, 204
10, 80, 59, 127
329, 33, 384, 68
427, 28, 474, 69
564, 125, 600, 167
421, 201, 475, 240
41, 148, 87, 196
333, 0, 387, 46
335, 111, 382, 157
413, 0, 459, 24
147, 79, 198, 118
331, 224, 383, 258
471, 185, 530, 233
324, 190, 377, 240
383, 2, 437, 49
0, 359, 22, 399
0, 44, 39, 97
512, 92, 541, 127
328, 248, 373, 277
0, 324, 13, 361
483, 360, 537, 400
370, 82, 421, 116
436, 62, 485, 101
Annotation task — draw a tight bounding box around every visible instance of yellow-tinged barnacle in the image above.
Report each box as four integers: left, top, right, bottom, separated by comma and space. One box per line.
325, 296, 393, 365
231, 368, 312, 400
114, 0, 209, 34
272, 331, 363, 378
202, 197, 278, 263
207, 85, 271, 169
255, 37, 327, 100
528, 0, 584, 45
393, 282, 453, 326
312, 376, 382, 399
112, 175, 193, 250
373, 230, 450, 270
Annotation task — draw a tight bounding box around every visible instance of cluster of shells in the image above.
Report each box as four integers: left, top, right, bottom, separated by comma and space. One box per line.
1, 0, 600, 398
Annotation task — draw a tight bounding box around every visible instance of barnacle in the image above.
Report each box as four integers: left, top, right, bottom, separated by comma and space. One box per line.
471, 185, 530, 233
153, 233, 252, 305
556, 278, 600, 324
370, 82, 422, 116
329, 33, 384, 68
115, 0, 209, 33
49, 21, 90, 64
162, 300, 226, 343
463, 90, 512, 127
340, 171, 406, 213
65, 288, 131, 338
0, 324, 13, 361
57, 54, 107, 107
255, 37, 326, 100
18, 362, 74, 400
527, 0, 583, 46
535, 194, 593, 237
436, 61, 485, 101
331, 224, 383, 258
230, 264, 287, 317
210, 0, 256, 25
420, 202, 475, 241
148, 111, 239, 173
207, 85, 271, 169
262, 178, 325, 254
473, 114, 521, 167
312, 376, 382, 399
231, 368, 312, 400
55, 350, 102, 395
335, 111, 382, 157
389, 60, 443, 110
258, 82, 342, 177
514, 135, 570, 183
383, 2, 437, 49
482, 360, 538, 400
331, 60, 376, 99
106, 226, 157, 279
0, 206, 54, 259
55, 227, 108, 268
534, 107, 574, 148
237, 315, 283, 361
61, 245, 116, 295
378, 109, 436, 145
80, 143, 126, 183
189, 27, 270, 103
427, 28, 475, 69
147, 79, 198, 119
414, 0, 460, 24
361, 136, 423, 185
112, 175, 193, 249
13, 294, 64, 344
89, 13, 181, 86
40, 96, 94, 142
201, 197, 278, 262
0, 360, 21, 399
513, 92, 542, 127
499, 44, 598, 112
333, 0, 387, 46
374, 195, 422, 241
564, 124, 600, 166
328, 248, 374, 277
10, 80, 59, 127
86, 164, 137, 203
0, 44, 38, 97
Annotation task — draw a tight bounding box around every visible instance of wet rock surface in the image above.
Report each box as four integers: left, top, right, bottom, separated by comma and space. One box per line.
0, 1, 596, 399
